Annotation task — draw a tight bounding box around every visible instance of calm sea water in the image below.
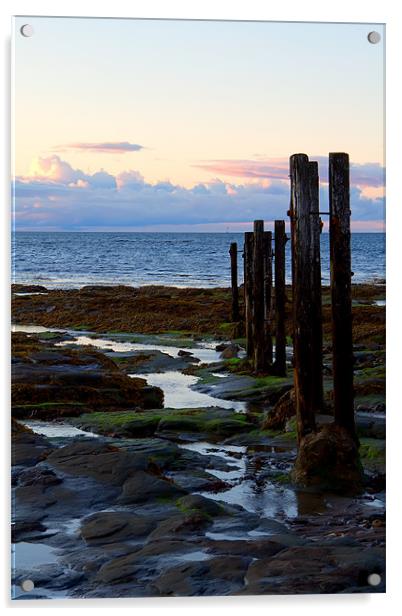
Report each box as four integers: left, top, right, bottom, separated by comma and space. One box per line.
12, 232, 385, 289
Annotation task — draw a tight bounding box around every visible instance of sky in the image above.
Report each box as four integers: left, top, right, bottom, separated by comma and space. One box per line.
13, 17, 385, 232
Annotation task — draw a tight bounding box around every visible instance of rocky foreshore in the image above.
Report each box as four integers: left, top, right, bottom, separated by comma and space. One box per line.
11, 283, 385, 599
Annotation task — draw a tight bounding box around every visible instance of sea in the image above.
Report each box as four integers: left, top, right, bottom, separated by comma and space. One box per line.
12, 232, 385, 289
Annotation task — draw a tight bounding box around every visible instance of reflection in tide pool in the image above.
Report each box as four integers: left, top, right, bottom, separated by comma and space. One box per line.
133, 371, 246, 412
58, 334, 223, 364
179, 441, 299, 519
23, 421, 98, 439
12, 324, 65, 334
12, 542, 59, 570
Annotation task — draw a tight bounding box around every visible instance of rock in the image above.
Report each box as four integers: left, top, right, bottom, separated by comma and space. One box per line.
12, 284, 48, 293
205, 538, 287, 559
80, 512, 156, 545
47, 441, 148, 485
262, 389, 295, 431
11, 332, 163, 419
147, 513, 210, 540
153, 555, 250, 596
95, 540, 196, 584
11, 516, 47, 542
205, 509, 261, 537
215, 343, 228, 352
60, 541, 135, 573
220, 344, 241, 359
12, 425, 53, 467
117, 471, 186, 504
178, 350, 193, 357
355, 414, 385, 439
243, 545, 385, 595
167, 471, 228, 493
112, 349, 191, 375
157, 415, 203, 434
208, 418, 254, 437
17, 467, 62, 488
177, 495, 225, 517
118, 438, 180, 469
14, 484, 59, 510
13, 563, 84, 591
292, 424, 363, 493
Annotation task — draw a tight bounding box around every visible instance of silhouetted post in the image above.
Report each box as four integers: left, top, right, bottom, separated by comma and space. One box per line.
289, 154, 317, 441
329, 153, 356, 441
253, 220, 266, 372
274, 220, 287, 376
229, 242, 240, 322
309, 162, 324, 414
244, 232, 254, 360
263, 231, 273, 368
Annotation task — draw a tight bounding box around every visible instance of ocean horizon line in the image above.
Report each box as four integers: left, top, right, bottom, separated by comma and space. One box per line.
12, 229, 386, 234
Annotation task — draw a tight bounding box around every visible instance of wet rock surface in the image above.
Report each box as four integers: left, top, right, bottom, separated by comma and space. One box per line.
11, 332, 163, 419
11, 290, 385, 599
12, 421, 385, 599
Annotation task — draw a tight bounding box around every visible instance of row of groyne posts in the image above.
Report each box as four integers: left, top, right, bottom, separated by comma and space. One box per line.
229, 152, 356, 444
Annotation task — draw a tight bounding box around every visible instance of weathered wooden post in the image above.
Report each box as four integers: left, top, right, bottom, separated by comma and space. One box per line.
229, 242, 240, 322
329, 153, 356, 441
263, 231, 273, 368
253, 220, 266, 372
289, 154, 317, 440
244, 232, 254, 360
309, 161, 324, 414
274, 220, 287, 376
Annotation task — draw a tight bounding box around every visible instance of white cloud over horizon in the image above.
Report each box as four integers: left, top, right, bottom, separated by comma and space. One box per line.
13, 155, 385, 232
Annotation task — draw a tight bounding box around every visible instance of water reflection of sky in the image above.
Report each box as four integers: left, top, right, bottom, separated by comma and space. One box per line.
133, 371, 246, 412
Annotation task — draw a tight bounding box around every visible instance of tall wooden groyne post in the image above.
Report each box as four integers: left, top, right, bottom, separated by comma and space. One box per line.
252, 221, 267, 372
244, 232, 255, 360
242, 220, 287, 374
263, 230, 273, 369
273, 220, 287, 376
229, 242, 240, 322
289, 151, 356, 445
309, 161, 324, 416
289, 154, 322, 439
329, 153, 356, 441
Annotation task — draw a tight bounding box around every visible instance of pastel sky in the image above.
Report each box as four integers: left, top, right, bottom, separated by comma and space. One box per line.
13, 17, 385, 231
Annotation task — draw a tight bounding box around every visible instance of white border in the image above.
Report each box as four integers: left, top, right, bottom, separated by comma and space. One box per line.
2, 1, 401, 613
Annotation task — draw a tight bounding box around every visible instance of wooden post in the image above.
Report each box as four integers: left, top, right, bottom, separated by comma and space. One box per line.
229, 242, 240, 322
253, 220, 266, 372
274, 220, 287, 376
309, 162, 324, 414
263, 231, 273, 368
244, 232, 254, 360
289, 154, 316, 441
329, 153, 356, 441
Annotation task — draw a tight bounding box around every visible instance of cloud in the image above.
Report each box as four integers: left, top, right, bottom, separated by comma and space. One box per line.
20, 156, 117, 190
27, 155, 85, 184
13, 156, 385, 231
195, 157, 385, 189
194, 158, 289, 181
57, 142, 144, 153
